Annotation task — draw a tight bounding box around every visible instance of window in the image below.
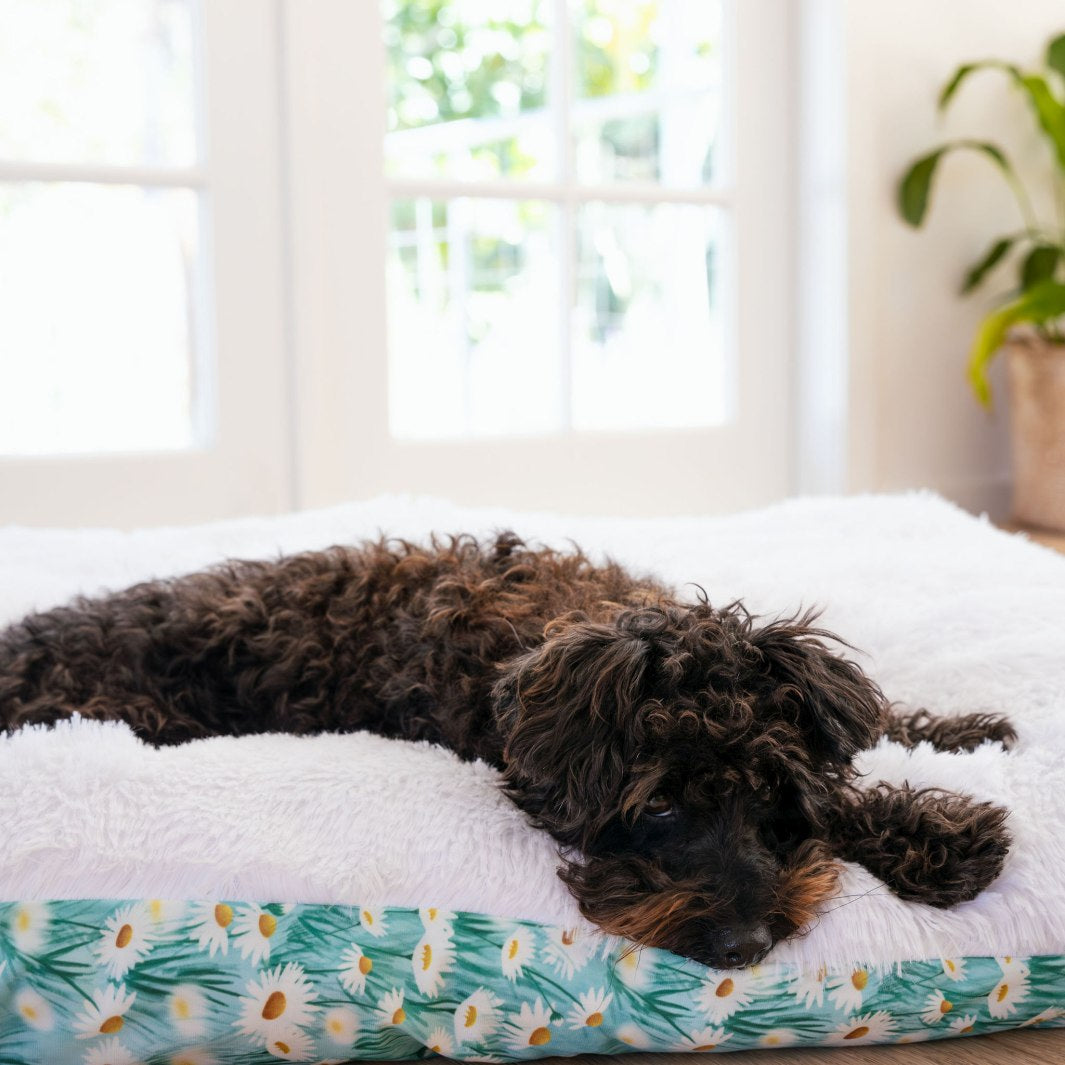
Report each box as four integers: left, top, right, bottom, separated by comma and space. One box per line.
0, 0, 205, 456
382, 0, 732, 440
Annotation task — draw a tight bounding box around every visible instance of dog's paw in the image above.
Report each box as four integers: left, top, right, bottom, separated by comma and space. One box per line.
830, 784, 1011, 908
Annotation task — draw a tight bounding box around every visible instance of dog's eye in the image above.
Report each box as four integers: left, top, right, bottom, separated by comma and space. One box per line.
645, 794, 675, 818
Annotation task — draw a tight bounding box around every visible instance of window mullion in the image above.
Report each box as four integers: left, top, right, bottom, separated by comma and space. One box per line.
552, 0, 575, 433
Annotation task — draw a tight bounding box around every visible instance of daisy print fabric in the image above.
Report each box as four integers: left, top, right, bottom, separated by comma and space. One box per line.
0, 901, 1063, 1062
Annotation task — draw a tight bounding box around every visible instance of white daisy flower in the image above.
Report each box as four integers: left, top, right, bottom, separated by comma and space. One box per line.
323, 1005, 359, 1045
83, 1038, 139, 1065
949, 1014, 978, 1035
897, 1029, 934, 1043
168, 985, 207, 1038
695, 967, 758, 1023
615, 1022, 652, 1049
1022, 1006, 1065, 1027
170, 1051, 219, 1065
827, 1011, 896, 1045
338, 943, 372, 995
997, 955, 1030, 977
10, 902, 48, 955
922, 988, 954, 1024
791, 964, 828, 1008
828, 966, 871, 1013
412, 926, 454, 998
95, 904, 154, 981
263, 1027, 315, 1061
377, 988, 407, 1027
941, 957, 966, 981
454, 988, 503, 1045
674, 1026, 731, 1051
15, 988, 55, 1031
567, 987, 612, 1030
505, 997, 554, 1051
74, 985, 137, 1039
541, 926, 592, 979
988, 968, 1030, 1019
612, 946, 652, 990
426, 1026, 455, 1056
760, 1028, 797, 1047
192, 902, 233, 957
419, 907, 455, 931
501, 927, 535, 982
359, 907, 388, 938
235, 963, 318, 1047
233, 907, 281, 966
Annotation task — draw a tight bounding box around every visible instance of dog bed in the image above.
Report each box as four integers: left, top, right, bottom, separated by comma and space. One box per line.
0, 492, 1063, 1063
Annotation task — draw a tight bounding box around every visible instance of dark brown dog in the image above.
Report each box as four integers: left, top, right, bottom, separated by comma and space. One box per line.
0, 532, 1013, 968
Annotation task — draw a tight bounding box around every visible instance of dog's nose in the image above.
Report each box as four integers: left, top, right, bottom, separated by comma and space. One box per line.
708, 925, 772, 969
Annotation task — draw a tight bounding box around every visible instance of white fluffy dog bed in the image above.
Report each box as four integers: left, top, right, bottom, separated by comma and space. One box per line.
0, 493, 1062, 1062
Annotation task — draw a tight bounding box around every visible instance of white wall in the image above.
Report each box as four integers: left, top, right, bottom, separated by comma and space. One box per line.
818, 0, 1065, 518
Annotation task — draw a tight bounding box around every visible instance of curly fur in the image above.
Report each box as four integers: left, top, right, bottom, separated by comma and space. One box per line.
0, 531, 1013, 968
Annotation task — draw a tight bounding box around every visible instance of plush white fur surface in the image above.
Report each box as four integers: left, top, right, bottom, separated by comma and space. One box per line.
1, 492, 1063, 969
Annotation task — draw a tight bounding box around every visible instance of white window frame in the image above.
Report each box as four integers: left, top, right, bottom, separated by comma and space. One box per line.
0, 2, 292, 528
284, 0, 796, 517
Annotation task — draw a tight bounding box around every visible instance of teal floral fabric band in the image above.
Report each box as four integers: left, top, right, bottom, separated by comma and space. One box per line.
0, 900, 1062, 1062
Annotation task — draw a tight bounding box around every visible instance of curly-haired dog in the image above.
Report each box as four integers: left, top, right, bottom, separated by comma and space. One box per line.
0, 533, 1013, 969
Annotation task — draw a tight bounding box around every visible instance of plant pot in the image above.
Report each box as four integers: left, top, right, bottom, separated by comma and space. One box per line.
1007, 335, 1065, 532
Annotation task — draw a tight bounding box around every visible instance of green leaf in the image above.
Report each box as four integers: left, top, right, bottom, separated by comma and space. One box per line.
961, 236, 1016, 294
1047, 34, 1065, 82
1020, 244, 1062, 290
898, 141, 1010, 226
968, 280, 1065, 407
1019, 73, 1065, 169
938, 60, 1015, 110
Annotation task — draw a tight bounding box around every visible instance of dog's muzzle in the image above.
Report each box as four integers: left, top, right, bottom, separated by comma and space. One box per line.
707, 924, 772, 969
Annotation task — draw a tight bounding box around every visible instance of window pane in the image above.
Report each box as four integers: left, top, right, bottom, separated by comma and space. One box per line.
571, 202, 729, 430
0, 183, 202, 456
387, 197, 563, 439
0, 0, 197, 166
382, 0, 556, 181
573, 0, 723, 187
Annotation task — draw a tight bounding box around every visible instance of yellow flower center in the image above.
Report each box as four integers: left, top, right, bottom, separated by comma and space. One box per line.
258, 913, 277, 938
463, 1005, 478, 1028
115, 924, 133, 949
997, 983, 1009, 1002
765, 1035, 781, 1045
262, 991, 287, 1020
363, 910, 374, 925
851, 970, 868, 990
694, 1045, 717, 1052
586, 1012, 603, 1027
16, 909, 31, 932
273, 1041, 291, 1055
149, 900, 164, 921
940, 998, 953, 1014
428, 907, 438, 920
962, 1024, 974, 1033
358, 955, 373, 975
945, 959, 956, 973
508, 939, 520, 959
21, 1005, 37, 1020
99, 1016, 124, 1035
431, 1045, 442, 1053
328, 1018, 343, 1034
715, 978, 734, 998
174, 997, 191, 1020
392, 1007, 407, 1024
421, 943, 433, 970
844, 1026, 869, 1040
214, 904, 233, 929
529, 1026, 551, 1046
561, 930, 576, 946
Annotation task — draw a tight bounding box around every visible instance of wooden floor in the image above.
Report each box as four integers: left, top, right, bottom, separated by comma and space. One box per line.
432, 526, 1065, 1065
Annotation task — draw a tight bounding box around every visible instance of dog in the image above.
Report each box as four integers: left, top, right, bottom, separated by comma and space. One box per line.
0, 532, 1013, 969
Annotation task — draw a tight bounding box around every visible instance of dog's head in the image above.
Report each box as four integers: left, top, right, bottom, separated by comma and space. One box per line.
493, 601, 885, 968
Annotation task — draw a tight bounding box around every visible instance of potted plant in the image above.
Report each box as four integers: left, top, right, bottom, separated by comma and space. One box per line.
898, 32, 1065, 531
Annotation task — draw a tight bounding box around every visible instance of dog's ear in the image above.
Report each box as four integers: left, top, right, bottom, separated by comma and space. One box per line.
750, 616, 885, 769
493, 618, 650, 847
